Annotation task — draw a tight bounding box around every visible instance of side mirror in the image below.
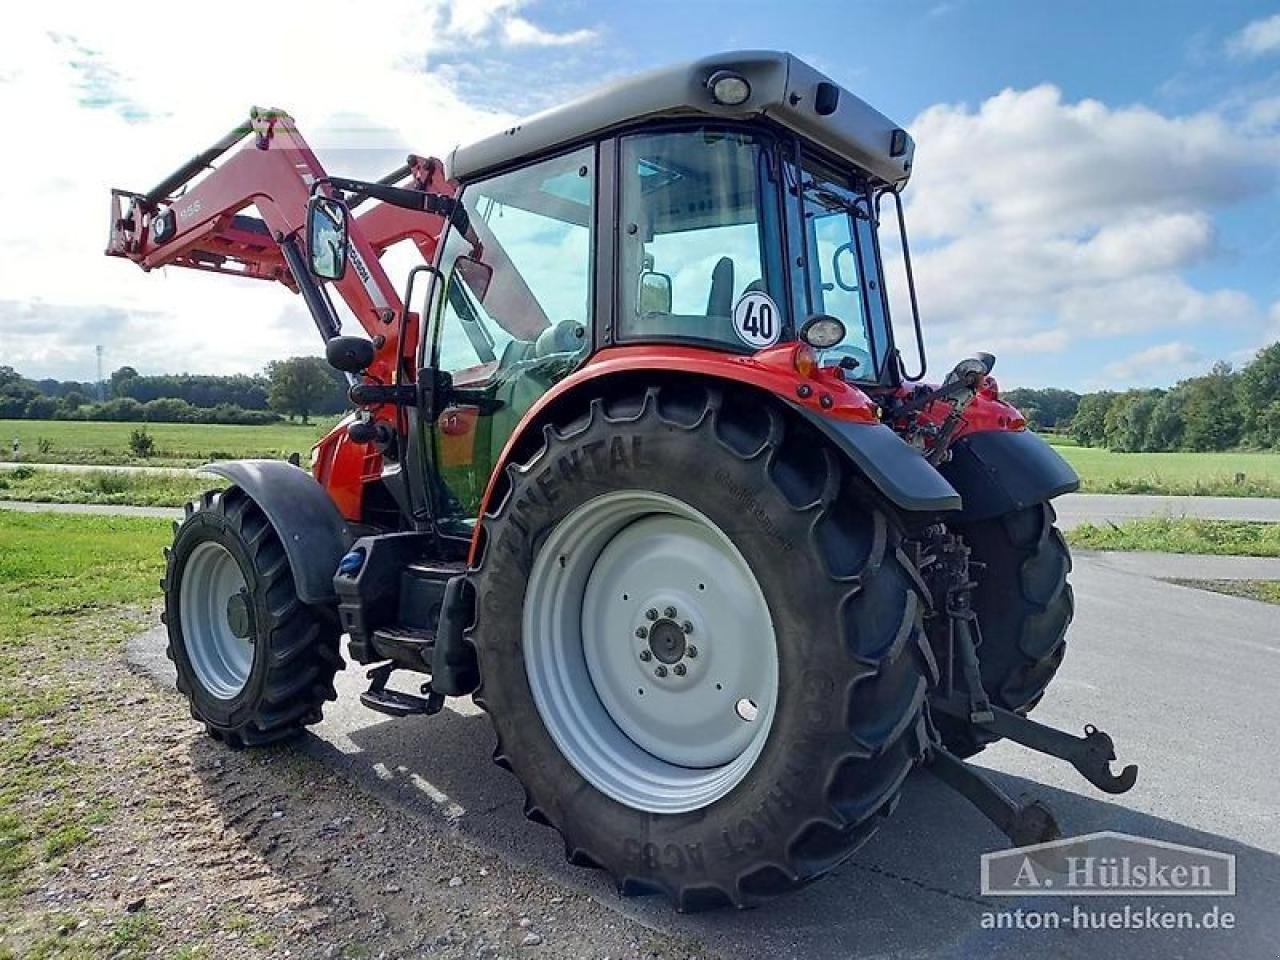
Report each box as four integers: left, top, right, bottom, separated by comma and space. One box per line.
325, 335, 376, 373
454, 254, 493, 303
638, 270, 673, 315
307, 196, 349, 280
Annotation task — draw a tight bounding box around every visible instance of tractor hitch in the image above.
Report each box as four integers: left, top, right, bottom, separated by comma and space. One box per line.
926, 746, 1061, 847
931, 697, 1139, 795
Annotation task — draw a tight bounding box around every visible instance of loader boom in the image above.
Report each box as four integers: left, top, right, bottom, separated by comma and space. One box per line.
106, 108, 458, 384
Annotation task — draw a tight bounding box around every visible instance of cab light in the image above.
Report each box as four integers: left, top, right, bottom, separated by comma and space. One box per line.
707, 71, 751, 107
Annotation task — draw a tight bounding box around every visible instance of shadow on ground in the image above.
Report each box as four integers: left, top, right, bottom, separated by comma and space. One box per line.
271, 704, 1278, 960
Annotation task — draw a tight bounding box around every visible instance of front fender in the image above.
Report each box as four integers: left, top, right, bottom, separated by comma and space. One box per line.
937, 429, 1079, 523
202, 459, 352, 606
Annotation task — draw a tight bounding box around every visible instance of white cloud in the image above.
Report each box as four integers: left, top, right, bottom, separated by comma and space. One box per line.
437, 0, 596, 47
1228, 13, 1280, 59
898, 84, 1278, 380
0, 1, 597, 382
1104, 342, 1204, 382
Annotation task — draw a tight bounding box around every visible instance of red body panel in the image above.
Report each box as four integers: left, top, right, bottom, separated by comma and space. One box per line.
311, 413, 383, 522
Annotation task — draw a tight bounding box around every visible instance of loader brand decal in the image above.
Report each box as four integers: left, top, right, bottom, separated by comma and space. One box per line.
731, 291, 782, 349
345, 245, 390, 311
981, 832, 1236, 897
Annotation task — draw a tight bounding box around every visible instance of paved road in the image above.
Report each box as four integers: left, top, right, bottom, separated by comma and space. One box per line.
0, 500, 180, 519
1054, 492, 1280, 529
0, 461, 198, 475
7, 490, 1277, 529
128, 552, 1280, 959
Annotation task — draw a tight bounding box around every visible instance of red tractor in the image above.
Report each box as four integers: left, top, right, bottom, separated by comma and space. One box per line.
108, 51, 1135, 909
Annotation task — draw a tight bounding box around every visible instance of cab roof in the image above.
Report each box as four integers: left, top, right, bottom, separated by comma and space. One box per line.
446, 51, 915, 188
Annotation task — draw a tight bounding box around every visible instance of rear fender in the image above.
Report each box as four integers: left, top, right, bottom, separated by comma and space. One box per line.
202, 459, 353, 606
468, 344, 960, 563
938, 429, 1080, 523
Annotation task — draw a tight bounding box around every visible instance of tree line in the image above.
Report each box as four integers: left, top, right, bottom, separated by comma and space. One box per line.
0, 357, 348, 425
1006, 342, 1280, 452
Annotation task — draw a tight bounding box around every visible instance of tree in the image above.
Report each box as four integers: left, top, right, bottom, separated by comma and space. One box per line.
267, 357, 342, 424
1180, 362, 1241, 452
1145, 390, 1186, 451
1103, 390, 1160, 452
1237, 343, 1280, 445
1070, 392, 1116, 447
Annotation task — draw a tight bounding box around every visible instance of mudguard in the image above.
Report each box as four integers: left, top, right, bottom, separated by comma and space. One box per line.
790, 405, 962, 514
938, 429, 1079, 523
202, 459, 352, 606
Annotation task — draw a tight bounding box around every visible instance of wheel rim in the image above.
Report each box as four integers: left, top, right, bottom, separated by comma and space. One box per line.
180, 540, 254, 699
523, 490, 779, 814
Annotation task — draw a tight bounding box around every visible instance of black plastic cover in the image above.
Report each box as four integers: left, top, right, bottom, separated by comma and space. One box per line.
939, 429, 1080, 522
790, 406, 962, 514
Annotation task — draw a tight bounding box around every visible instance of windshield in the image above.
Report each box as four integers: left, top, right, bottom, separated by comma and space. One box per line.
617, 129, 789, 350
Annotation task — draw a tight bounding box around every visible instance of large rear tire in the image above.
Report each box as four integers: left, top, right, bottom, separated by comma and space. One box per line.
467, 383, 934, 909
163, 488, 342, 747
937, 502, 1073, 757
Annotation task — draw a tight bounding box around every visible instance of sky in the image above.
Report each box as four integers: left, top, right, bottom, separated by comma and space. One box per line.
1, 0, 1278, 391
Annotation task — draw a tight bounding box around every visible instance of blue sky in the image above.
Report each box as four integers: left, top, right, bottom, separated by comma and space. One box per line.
2, 0, 1278, 390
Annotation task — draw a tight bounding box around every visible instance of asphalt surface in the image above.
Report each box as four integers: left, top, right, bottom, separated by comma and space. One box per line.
8, 491, 1280, 529
127, 549, 1280, 959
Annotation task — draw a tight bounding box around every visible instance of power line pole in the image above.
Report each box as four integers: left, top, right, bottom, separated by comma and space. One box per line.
96, 345, 105, 401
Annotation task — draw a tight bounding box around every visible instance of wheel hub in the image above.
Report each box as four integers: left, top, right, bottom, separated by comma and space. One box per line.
646, 618, 686, 664
179, 541, 254, 700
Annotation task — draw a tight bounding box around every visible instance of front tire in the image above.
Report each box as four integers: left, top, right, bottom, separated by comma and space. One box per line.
163, 488, 342, 747
468, 383, 934, 909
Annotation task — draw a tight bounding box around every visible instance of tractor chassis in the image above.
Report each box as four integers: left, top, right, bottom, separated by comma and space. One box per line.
915, 523, 1137, 845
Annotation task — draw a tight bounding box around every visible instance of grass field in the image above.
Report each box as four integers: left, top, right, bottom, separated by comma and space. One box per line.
1067, 518, 1280, 556
0, 418, 336, 467
1049, 441, 1280, 497
0, 513, 168, 903
0, 466, 208, 507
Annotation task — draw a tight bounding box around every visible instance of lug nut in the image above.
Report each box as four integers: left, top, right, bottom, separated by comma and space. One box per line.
681, 621, 693, 634
635, 626, 648, 639
645, 608, 659, 621
655, 665, 668, 678
664, 606, 677, 618
686, 645, 698, 658
639, 650, 652, 662
673, 663, 687, 676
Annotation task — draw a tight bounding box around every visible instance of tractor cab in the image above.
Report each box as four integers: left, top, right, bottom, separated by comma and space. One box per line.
366, 52, 924, 526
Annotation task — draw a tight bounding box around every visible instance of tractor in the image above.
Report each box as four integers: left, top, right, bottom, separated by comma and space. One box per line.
107, 51, 1136, 910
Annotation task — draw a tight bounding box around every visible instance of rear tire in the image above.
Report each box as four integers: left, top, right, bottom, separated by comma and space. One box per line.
937, 502, 1073, 757
467, 383, 934, 909
163, 488, 342, 747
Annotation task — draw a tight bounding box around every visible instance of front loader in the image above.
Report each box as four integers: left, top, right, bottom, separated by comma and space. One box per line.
107, 51, 1136, 910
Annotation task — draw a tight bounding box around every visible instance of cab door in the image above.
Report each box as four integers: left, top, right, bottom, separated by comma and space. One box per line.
424, 146, 596, 534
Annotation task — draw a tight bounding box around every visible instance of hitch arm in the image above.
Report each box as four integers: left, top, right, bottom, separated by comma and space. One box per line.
926, 747, 1060, 847
932, 697, 1139, 795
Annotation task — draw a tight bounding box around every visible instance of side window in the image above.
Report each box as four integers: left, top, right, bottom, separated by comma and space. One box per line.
428, 146, 594, 522
617, 129, 785, 350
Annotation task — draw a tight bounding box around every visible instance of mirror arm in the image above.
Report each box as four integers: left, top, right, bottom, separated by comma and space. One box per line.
280, 235, 342, 343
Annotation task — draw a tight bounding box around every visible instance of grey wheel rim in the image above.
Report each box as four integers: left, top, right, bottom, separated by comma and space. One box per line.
180, 540, 254, 699
523, 490, 779, 814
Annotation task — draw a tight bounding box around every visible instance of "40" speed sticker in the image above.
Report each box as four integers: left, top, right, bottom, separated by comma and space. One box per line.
732, 291, 781, 349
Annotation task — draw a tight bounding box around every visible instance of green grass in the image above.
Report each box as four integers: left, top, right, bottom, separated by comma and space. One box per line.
0, 418, 336, 467
1048, 441, 1280, 497
0, 512, 168, 901
0, 467, 208, 507
1068, 518, 1280, 556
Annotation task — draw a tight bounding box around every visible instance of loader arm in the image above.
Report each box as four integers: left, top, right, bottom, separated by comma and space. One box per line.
106, 108, 456, 385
